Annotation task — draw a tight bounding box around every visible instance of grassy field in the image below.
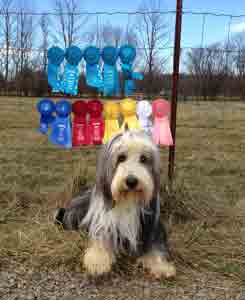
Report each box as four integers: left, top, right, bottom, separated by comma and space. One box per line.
0, 97, 245, 292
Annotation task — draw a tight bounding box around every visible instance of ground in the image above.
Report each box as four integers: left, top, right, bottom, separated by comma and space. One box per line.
0, 97, 245, 299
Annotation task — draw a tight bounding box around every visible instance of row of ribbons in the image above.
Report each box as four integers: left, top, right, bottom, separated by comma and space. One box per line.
37, 98, 173, 149
48, 44, 143, 97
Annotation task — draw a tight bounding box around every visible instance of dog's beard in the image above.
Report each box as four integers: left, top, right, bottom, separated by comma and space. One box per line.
112, 190, 145, 206
83, 193, 141, 252
105, 200, 141, 251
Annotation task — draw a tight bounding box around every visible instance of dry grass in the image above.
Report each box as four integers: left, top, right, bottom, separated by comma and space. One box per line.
0, 97, 245, 284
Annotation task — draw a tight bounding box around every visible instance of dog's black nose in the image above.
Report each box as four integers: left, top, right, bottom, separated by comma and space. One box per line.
126, 175, 138, 190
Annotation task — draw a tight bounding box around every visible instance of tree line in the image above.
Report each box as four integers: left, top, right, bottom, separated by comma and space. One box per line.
182, 36, 245, 101
0, 0, 245, 100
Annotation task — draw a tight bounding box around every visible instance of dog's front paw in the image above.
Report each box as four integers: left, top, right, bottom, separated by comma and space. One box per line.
138, 251, 176, 279
83, 240, 115, 276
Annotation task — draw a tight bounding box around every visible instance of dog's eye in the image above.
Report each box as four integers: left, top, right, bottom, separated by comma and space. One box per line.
140, 155, 148, 164
117, 154, 127, 164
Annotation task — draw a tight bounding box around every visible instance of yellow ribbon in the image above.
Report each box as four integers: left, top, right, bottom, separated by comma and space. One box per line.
120, 98, 140, 130
103, 101, 121, 144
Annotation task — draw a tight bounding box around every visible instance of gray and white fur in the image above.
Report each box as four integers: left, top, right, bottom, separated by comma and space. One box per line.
54, 129, 176, 278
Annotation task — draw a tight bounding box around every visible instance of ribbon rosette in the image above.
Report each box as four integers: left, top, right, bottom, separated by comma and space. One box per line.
136, 100, 152, 135
47, 46, 65, 93
101, 46, 120, 97
87, 100, 105, 145
72, 100, 88, 146
62, 46, 83, 96
120, 98, 140, 131
119, 45, 143, 96
152, 99, 173, 146
103, 101, 121, 144
83, 46, 103, 92
49, 99, 72, 149
37, 98, 56, 134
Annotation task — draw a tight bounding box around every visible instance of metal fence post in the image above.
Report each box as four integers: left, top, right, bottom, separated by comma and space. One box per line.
168, 0, 183, 188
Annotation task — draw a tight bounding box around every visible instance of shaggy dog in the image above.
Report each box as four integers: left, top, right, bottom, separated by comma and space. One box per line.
54, 129, 176, 279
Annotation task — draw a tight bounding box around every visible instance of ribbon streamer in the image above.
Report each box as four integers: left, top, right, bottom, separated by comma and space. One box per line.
152, 99, 173, 146
103, 101, 121, 144
49, 100, 72, 149
120, 98, 140, 130
72, 100, 88, 146
83, 46, 103, 92
136, 100, 152, 135
119, 45, 143, 96
62, 46, 83, 96
37, 98, 56, 134
47, 47, 65, 93
101, 46, 120, 97
87, 100, 105, 145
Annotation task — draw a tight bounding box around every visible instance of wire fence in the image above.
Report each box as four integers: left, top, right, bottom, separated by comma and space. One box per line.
1, 9, 245, 17
0, 6, 244, 186
0, 8, 244, 99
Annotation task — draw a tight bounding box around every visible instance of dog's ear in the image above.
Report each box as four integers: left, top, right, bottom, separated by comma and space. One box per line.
124, 123, 129, 132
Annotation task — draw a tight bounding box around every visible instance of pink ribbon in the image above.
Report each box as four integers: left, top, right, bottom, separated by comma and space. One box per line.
152, 99, 173, 146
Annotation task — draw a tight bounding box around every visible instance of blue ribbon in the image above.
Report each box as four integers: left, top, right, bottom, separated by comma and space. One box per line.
83, 46, 103, 91
49, 100, 72, 149
62, 46, 83, 96
37, 98, 56, 134
101, 46, 120, 97
119, 45, 143, 96
47, 47, 65, 93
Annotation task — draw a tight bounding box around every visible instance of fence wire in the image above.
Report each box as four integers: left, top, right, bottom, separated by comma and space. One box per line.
0, 9, 244, 100
0, 9, 245, 17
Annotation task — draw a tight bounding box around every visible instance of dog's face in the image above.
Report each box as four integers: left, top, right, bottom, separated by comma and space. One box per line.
96, 130, 160, 206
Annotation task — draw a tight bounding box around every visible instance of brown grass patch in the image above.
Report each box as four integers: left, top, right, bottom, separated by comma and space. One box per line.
0, 97, 245, 284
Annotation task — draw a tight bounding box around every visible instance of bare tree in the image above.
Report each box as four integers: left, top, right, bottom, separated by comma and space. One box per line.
12, 6, 34, 75
136, 0, 170, 95
40, 14, 50, 72
101, 23, 123, 47
85, 21, 138, 48
185, 43, 228, 99
54, 0, 88, 48
0, 0, 16, 82
230, 32, 245, 78
225, 32, 245, 99
11, 1, 35, 95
